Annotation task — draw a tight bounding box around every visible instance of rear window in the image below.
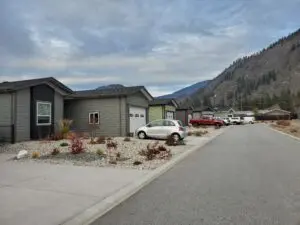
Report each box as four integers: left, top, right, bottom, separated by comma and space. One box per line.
177, 120, 183, 127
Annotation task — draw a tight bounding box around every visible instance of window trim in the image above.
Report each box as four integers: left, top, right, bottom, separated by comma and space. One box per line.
36, 101, 52, 126
89, 112, 100, 124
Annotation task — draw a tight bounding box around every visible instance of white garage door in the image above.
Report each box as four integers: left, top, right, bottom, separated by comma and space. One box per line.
166, 111, 174, 120
129, 107, 147, 133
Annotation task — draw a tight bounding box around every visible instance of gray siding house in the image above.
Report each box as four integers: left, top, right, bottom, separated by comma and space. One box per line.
65, 86, 153, 137
0, 78, 73, 143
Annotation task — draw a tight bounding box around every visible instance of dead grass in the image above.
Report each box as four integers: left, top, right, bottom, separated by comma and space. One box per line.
271, 120, 300, 138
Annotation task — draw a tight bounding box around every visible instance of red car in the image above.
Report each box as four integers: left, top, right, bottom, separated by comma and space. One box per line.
190, 117, 224, 126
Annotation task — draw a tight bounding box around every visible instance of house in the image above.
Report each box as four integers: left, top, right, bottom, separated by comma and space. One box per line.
149, 98, 178, 122
213, 107, 236, 118
0, 77, 73, 143
65, 86, 153, 137
176, 105, 194, 126
192, 106, 215, 119
256, 105, 291, 120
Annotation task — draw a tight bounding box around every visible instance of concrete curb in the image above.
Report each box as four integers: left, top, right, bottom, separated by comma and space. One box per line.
62, 127, 229, 225
267, 124, 300, 142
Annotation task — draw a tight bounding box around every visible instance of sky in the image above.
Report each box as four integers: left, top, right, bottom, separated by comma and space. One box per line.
0, 0, 300, 96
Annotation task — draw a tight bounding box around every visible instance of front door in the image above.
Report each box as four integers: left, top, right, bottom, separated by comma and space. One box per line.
166, 111, 174, 120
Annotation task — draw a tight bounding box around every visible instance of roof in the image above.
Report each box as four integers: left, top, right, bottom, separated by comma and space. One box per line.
214, 106, 237, 112
149, 98, 178, 107
261, 108, 291, 115
193, 106, 215, 112
69, 86, 153, 100
0, 77, 73, 94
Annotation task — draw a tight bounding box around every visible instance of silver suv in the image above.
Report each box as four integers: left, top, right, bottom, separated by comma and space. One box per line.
136, 119, 187, 141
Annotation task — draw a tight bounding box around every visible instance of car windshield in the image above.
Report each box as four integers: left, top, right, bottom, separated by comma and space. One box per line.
177, 120, 183, 127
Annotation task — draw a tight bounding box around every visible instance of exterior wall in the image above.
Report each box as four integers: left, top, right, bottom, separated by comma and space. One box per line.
0, 93, 13, 142
65, 97, 126, 137
149, 106, 163, 122
165, 105, 176, 112
176, 110, 186, 125
30, 84, 55, 139
54, 92, 64, 133
15, 89, 30, 142
126, 92, 149, 108
192, 112, 201, 119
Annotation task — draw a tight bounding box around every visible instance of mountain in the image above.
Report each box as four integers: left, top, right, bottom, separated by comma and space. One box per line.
188, 28, 300, 112
96, 84, 125, 90
158, 80, 210, 99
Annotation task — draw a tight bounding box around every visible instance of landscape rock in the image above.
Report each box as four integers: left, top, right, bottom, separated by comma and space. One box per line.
16, 150, 28, 159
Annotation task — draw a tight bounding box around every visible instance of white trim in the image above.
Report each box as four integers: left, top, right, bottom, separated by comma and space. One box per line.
36, 101, 52, 126
89, 112, 100, 124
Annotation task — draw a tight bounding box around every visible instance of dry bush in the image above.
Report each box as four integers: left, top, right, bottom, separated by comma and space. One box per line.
187, 131, 193, 136
51, 148, 60, 156
96, 136, 106, 144
133, 160, 142, 166
140, 142, 172, 161
32, 151, 40, 158
290, 128, 298, 133
276, 120, 291, 126
123, 137, 131, 142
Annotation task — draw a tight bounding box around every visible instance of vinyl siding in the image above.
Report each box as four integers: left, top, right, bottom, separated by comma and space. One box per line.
65, 97, 126, 137
149, 106, 163, 122
165, 105, 176, 112
16, 89, 30, 142
0, 93, 12, 142
54, 92, 64, 133
126, 92, 149, 108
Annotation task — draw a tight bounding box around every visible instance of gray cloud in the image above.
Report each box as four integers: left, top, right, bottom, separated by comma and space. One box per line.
0, 0, 300, 96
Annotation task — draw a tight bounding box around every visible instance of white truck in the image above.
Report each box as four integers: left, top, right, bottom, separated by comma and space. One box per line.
228, 117, 242, 125
243, 116, 255, 124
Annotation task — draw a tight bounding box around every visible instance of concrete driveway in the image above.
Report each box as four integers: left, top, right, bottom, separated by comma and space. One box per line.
92, 124, 300, 225
0, 153, 148, 225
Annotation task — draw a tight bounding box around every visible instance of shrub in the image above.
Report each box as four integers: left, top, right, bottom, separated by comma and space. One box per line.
106, 141, 118, 149
67, 132, 78, 140
158, 145, 167, 151
123, 137, 131, 142
32, 151, 40, 158
96, 148, 105, 156
187, 131, 193, 136
96, 136, 106, 144
51, 148, 60, 156
89, 139, 97, 145
276, 120, 291, 126
194, 131, 203, 137
116, 152, 121, 159
60, 142, 69, 147
165, 135, 177, 146
133, 160, 142, 165
158, 150, 172, 160
58, 119, 73, 138
69, 137, 84, 154
107, 137, 113, 141
49, 133, 64, 141
290, 128, 298, 133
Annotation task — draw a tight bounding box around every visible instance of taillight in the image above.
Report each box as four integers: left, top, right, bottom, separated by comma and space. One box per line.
179, 127, 184, 131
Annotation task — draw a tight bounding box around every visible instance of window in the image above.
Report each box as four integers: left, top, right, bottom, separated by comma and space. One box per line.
135, 114, 139, 117
89, 112, 100, 124
164, 120, 175, 126
129, 113, 134, 117
148, 120, 164, 127
140, 114, 144, 118
37, 101, 52, 126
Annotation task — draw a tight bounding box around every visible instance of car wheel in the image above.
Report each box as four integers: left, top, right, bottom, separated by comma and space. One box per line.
138, 131, 146, 139
172, 133, 180, 142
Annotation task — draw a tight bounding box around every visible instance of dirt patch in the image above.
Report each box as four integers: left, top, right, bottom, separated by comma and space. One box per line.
271, 120, 300, 138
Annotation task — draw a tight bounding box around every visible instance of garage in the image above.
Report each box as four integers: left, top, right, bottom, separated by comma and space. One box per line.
129, 106, 147, 133
166, 111, 174, 120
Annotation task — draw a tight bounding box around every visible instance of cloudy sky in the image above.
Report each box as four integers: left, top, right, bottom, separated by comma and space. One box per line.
0, 0, 299, 96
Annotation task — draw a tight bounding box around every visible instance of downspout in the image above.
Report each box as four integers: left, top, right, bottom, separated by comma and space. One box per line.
119, 96, 122, 136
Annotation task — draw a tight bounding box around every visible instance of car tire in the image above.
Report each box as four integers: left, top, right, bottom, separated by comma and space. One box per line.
171, 133, 180, 142
138, 131, 146, 139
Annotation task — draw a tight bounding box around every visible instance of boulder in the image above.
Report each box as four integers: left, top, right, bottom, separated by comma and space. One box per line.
16, 150, 28, 159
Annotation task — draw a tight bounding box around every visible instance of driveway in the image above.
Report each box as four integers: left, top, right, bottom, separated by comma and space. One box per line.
0, 154, 148, 225
92, 124, 300, 225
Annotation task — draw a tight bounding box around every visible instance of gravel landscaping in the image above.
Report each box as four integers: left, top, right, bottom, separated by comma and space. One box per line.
0, 128, 214, 170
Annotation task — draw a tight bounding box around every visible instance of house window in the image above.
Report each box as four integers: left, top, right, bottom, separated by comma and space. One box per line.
89, 112, 100, 124
140, 114, 144, 118
36, 101, 52, 126
135, 114, 139, 117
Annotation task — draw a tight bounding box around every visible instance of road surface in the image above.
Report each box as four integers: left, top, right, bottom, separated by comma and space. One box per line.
91, 124, 300, 225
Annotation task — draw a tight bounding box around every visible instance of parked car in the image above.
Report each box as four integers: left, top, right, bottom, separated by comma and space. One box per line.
136, 119, 187, 140
221, 117, 231, 126
229, 117, 242, 125
190, 117, 224, 126
243, 116, 255, 124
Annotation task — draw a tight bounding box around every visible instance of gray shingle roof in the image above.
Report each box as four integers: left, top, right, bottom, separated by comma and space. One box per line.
150, 98, 178, 107
71, 86, 152, 99
0, 77, 73, 94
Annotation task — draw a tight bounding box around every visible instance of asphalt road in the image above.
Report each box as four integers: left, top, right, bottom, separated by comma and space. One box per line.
91, 124, 300, 225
